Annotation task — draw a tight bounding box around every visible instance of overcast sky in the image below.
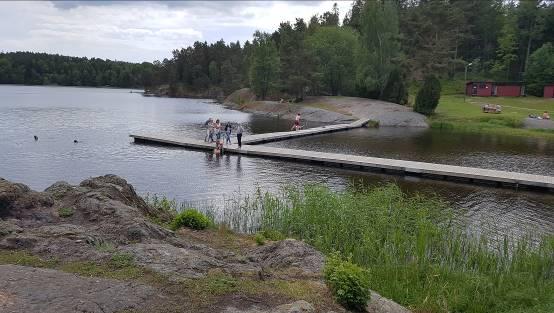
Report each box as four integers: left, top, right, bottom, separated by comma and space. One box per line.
0, 1, 351, 63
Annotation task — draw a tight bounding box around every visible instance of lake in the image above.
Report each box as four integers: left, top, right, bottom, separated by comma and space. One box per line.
1, 85, 552, 236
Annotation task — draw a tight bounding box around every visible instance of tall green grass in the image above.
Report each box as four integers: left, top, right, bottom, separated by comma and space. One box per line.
216, 184, 553, 313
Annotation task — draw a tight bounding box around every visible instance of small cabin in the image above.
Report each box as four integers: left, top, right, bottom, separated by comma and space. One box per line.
544, 85, 554, 98
465, 81, 525, 97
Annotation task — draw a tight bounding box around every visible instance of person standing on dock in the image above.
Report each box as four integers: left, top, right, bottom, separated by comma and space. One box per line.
207, 120, 215, 142
291, 113, 301, 131
225, 122, 232, 144
236, 123, 244, 148
204, 118, 213, 142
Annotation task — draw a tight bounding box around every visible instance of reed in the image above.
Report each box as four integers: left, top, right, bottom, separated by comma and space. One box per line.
214, 183, 554, 313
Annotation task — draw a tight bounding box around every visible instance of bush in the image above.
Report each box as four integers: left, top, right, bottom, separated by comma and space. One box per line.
324, 252, 370, 311
254, 233, 266, 245
170, 209, 210, 231
414, 75, 441, 116
110, 252, 134, 269
261, 229, 285, 241
58, 207, 74, 218
380, 67, 408, 105
525, 43, 554, 96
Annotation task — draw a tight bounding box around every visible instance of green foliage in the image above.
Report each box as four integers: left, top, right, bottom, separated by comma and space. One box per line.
278, 19, 316, 99
414, 75, 441, 115
170, 209, 210, 231
0, 52, 154, 87
110, 252, 135, 269
222, 184, 554, 313
324, 252, 370, 311
260, 229, 285, 241
356, 0, 401, 98
143, 194, 178, 228
380, 67, 408, 105
57, 207, 74, 218
525, 42, 554, 96
249, 31, 280, 100
254, 233, 266, 246
307, 26, 359, 95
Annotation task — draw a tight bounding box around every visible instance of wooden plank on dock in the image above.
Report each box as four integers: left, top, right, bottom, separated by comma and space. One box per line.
242, 119, 371, 144
129, 134, 554, 191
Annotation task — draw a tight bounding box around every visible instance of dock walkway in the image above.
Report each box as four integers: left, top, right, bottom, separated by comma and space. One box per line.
242, 119, 370, 145
130, 134, 554, 191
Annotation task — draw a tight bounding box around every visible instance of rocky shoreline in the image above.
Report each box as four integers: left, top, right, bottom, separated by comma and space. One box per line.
0, 175, 410, 313
223, 89, 428, 127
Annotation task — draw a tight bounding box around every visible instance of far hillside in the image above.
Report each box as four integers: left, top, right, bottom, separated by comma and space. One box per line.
0, 52, 154, 88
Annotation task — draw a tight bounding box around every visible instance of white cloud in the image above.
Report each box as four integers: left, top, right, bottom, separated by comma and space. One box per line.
0, 1, 353, 63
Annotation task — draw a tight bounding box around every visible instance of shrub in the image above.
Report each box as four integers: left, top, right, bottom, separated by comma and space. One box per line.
170, 209, 210, 231
525, 43, 554, 96
380, 67, 409, 105
261, 229, 285, 241
254, 233, 266, 245
110, 252, 134, 269
58, 207, 74, 218
414, 75, 441, 116
324, 252, 370, 311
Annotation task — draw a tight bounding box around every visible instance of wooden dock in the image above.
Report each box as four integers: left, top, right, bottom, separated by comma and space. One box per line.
242, 119, 371, 144
130, 134, 554, 191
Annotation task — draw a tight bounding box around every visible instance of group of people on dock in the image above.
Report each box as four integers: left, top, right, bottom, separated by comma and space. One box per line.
204, 113, 302, 155
204, 118, 244, 155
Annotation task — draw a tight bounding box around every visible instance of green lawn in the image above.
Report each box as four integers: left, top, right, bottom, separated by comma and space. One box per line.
431, 94, 554, 139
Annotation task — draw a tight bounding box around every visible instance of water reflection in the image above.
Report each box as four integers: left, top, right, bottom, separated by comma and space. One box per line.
0, 85, 552, 238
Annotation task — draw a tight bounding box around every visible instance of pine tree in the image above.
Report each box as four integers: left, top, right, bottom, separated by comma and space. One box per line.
249, 31, 280, 100
414, 75, 441, 116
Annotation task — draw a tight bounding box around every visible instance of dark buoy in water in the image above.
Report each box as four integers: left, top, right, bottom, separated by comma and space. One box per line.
34, 135, 38, 141
73, 139, 78, 143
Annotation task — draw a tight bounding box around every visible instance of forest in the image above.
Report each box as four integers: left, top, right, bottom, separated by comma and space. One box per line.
1, 0, 553, 99
0, 52, 154, 88
148, 0, 554, 100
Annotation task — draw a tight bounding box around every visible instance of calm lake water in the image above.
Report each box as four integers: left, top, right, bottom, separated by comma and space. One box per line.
1, 85, 553, 236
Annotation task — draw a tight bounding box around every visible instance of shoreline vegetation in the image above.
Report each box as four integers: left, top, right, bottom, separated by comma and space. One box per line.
147, 183, 554, 313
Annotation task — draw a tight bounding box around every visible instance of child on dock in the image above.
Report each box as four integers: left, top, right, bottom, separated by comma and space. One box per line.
291, 113, 302, 131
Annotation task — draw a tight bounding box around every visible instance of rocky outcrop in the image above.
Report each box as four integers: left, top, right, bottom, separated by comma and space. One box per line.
0, 264, 160, 313
247, 239, 324, 278
224, 88, 257, 106
224, 300, 315, 313
0, 175, 411, 313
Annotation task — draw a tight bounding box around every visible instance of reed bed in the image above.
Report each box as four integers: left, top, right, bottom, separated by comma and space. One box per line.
145, 184, 554, 312
216, 184, 553, 313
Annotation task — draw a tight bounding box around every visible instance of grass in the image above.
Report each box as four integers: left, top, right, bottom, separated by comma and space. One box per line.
430, 94, 554, 139
0, 250, 147, 281
57, 207, 74, 217
180, 269, 332, 309
218, 183, 554, 313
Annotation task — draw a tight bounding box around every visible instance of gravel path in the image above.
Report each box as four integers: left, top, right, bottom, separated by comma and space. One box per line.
0, 265, 160, 313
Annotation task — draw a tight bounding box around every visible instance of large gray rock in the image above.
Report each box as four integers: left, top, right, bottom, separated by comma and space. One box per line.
223, 300, 315, 313
0, 178, 53, 220
123, 243, 226, 279
367, 291, 412, 313
0, 220, 23, 236
247, 239, 324, 278
0, 264, 161, 313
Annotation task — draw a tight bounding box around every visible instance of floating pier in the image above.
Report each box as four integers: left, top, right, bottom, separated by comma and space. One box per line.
130, 133, 554, 191
242, 119, 371, 144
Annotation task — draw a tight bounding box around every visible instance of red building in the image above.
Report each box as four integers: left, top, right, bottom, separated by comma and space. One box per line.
544, 85, 554, 98
465, 81, 525, 97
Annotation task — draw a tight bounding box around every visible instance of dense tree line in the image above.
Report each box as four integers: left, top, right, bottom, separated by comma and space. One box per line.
150, 0, 553, 100
1, 1, 552, 99
0, 52, 154, 88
